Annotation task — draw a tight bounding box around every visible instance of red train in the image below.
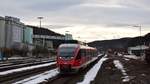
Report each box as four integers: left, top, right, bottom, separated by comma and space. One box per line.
57, 43, 98, 73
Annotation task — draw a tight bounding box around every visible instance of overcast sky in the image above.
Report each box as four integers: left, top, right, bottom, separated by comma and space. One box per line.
1, 0, 150, 42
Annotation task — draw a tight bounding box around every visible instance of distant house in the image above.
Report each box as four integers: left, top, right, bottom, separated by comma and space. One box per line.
128, 45, 149, 56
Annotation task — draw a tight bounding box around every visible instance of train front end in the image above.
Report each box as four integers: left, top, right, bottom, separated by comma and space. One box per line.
57, 44, 80, 73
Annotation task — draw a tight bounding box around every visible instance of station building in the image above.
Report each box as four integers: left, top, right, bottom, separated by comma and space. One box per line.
28, 25, 66, 50
0, 16, 33, 50
0, 17, 5, 48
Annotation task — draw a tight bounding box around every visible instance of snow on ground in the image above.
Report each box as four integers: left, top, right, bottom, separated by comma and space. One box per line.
8, 57, 25, 60
98, 54, 103, 57
103, 54, 107, 57
78, 56, 108, 84
124, 58, 130, 61
113, 60, 130, 82
13, 68, 59, 84
0, 62, 56, 75
124, 55, 140, 60
118, 53, 123, 56
0, 63, 13, 66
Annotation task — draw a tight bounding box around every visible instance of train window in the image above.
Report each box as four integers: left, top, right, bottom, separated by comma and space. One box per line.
92, 51, 94, 57
83, 49, 86, 56
89, 50, 91, 56
90, 50, 92, 56
85, 49, 87, 56
86, 49, 88, 56
59, 47, 76, 57
86, 50, 88, 56
94, 51, 96, 57
76, 50, 81, 59
90, 50, 93, 57
80, 49, 85, 56
88, 50, 90, 56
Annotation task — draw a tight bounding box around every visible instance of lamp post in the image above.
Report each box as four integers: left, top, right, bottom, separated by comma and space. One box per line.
37, 17, 43, 28
84, 40, 87, 46
133, 25, 142, 56
133, 25, 141, 39
65, 31, 69, 40
37, 17, 44, 47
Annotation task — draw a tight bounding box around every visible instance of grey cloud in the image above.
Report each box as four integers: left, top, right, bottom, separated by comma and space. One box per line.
17, 0, 85, 11
44, 25, 71, 29
121, 0, 150, 9
50, 4, 150, 26
0, 0, 150, 28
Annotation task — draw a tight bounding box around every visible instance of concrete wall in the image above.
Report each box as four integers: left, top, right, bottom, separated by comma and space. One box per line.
12, 24, 23, 43
5, 16, 24, 48
45, 40, 53, 49
0, 17, 5, 48
5, 18, 13, 48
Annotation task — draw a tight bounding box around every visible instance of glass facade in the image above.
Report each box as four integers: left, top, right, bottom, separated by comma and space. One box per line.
24, 27, 33, 44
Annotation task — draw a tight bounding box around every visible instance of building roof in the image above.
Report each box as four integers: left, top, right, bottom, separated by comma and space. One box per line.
27, 25, 64, 37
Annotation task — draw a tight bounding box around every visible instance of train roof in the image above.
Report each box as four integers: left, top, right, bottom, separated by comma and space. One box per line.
59, 44, 96, 50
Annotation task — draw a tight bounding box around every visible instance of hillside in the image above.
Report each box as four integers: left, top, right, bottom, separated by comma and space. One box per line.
88, 33, 150, 51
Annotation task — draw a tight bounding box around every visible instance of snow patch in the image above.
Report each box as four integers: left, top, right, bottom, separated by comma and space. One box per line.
8, 57, 25, 60
78, 57, 108, 84
113, 60, 130, 82
0, 62, 56, 75
118, 53, 123, 56
104, 54, 107, 57
124, 58, 130, 61
124, 55, 140, 60
13, 68, 59, 84
98, 54, 103, 57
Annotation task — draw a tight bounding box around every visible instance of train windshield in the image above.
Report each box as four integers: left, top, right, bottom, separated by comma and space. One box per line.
59, 47, 76, 57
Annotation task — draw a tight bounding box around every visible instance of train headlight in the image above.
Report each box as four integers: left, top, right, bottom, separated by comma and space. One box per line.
70, 57, 74, 59
59, 57, 62, 59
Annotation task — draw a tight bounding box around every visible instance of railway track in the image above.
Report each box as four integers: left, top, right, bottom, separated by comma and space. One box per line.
45, 55, 104, 84
0, 54, 104, 84
0, 57, 56, 68
49, 74, 77, 84
0, 62, 56, 84
0, 60, 55, 72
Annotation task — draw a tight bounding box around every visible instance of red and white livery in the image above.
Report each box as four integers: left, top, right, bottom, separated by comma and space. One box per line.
57, 43, 98, 73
